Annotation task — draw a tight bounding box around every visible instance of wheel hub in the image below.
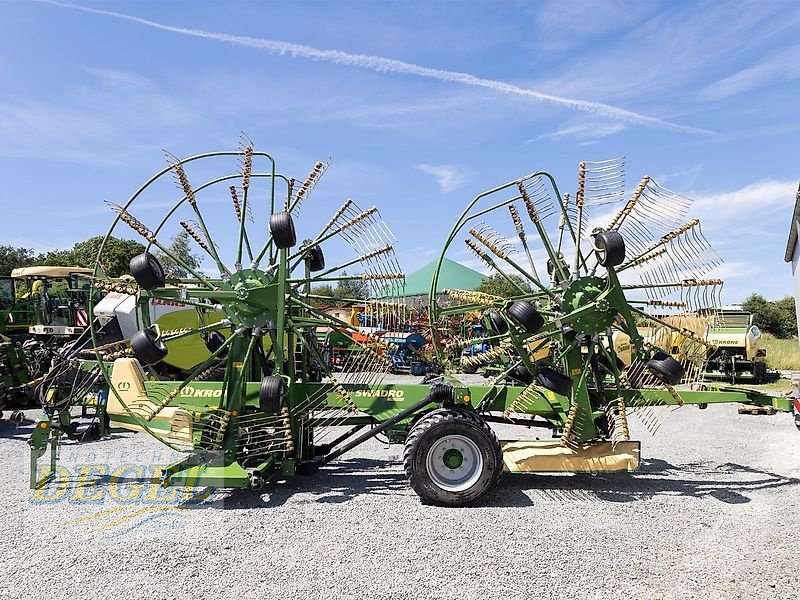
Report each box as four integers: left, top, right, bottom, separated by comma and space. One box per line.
442, 448, 464, 469
222, 268, 278, 328
426, 434, 484, 492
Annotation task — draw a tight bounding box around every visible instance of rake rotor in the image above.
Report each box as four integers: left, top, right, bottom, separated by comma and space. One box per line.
88, 137, 406, 471
430, 158, 724, 443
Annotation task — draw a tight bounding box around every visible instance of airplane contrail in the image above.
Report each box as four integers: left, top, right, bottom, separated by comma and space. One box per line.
38, 0, 715, 135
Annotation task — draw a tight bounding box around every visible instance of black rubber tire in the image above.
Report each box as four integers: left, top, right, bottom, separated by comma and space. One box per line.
547, 254, 569, 284
269, 212, 297, 249
460, 362, 478, 374
509, 364, 533, 385
130, 329, 168, 365
203, 332, 226, 354
259, 376, 283, 413
646, 352, 685, 386
536, 366, 573, 396
308, 245, 325, 272
593, 230, 626, 268
129, 252, 166, 290
753, 362, 767, 384
507, 301, 545, 334
403, 408, 502, 507
596, 353, 626, 376
488, 312, 508, 335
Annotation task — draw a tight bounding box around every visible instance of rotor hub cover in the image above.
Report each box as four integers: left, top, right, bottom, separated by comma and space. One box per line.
561, 276, 617, 334
222, 268, 277, 328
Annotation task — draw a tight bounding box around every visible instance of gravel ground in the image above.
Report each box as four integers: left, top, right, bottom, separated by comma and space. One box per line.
1, 380, 799, 600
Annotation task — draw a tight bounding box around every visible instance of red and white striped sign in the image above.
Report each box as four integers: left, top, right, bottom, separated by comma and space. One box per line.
75, 309, 89, 327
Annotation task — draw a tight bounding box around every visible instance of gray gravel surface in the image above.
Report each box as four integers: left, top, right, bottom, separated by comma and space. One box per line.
1, 385, 799, 600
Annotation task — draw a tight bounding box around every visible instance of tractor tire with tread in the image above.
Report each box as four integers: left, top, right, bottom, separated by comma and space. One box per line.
403, 408, 502, 507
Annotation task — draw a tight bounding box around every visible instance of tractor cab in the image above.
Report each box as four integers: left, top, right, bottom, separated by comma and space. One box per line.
10, 266, 95, 336
0, 275, 35, 337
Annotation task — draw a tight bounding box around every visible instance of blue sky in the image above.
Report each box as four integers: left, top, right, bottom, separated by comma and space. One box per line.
2, 0, 799, 302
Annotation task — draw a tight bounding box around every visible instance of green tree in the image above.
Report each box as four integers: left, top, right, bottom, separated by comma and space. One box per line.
334, 271, 369, 300
0, 245, 36, 275
774, 296, 797, 338
742, 294, 797, 338
475, 273, 532, 298
153, 231, 202, 278
36, 236, 146, 278
310, 284, 336, 306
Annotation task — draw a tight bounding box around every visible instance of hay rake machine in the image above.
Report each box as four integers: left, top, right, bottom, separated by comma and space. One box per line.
29, 143, 793, 507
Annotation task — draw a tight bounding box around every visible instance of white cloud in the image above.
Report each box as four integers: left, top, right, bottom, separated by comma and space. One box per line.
37, 0, 715, 135
711, 260, 762, 280
700, 45, 800, 101
527, 122, 626, 143
0, 65, 197, 165
654, 164, 704, 188
82, 66, 151, 89
528, 1, 659, 54
692, 179, 797, 212
416, 163, 469, 193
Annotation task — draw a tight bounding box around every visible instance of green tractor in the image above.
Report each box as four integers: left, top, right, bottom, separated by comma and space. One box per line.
28, 144, 794, 506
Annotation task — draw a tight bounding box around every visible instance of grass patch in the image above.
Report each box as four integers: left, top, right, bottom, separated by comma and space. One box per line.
759, 333, 800, 371
736, 378, 791, 392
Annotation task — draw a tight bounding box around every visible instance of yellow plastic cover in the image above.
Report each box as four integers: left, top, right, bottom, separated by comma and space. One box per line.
501, 440, 641, 473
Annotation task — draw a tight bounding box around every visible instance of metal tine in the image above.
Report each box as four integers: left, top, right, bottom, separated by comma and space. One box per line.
615, 179, 693, 255
180, 220, 216, 257
579, 157, 625, 206
229, 186, 255, 223
519, 176, 557, 221
473, 223, 515, 256
289, 160, 329, 216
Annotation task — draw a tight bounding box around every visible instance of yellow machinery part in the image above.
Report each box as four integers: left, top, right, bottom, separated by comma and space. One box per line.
107, 358, 194, 442
501, 440, 641, 473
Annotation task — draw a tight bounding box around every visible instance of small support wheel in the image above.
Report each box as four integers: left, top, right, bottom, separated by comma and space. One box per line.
129, 252, 166, 290
269, 212, 297, 249
646, 351, 685, 386
130, 329, 168, 365
487, 311, 508, 335
509, 364, 532, 385
259, 376, 284, 413
308, 245, 325, 272
507, 301, 545, 334
536, 366, 573, 396
403, 408, 502, 506
593, 230, 626, 268
753, 362, 767, 384
203, 331, 226, 354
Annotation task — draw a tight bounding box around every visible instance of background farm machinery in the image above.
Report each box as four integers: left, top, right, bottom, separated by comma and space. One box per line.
27, 142, 793, 506
701, 307, 767, 384
0, 266, 99, 413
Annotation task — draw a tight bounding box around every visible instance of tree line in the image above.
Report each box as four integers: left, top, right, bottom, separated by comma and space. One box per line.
3, 239, 797, 339
742, 294, 797, 339
0, 232, 201, 279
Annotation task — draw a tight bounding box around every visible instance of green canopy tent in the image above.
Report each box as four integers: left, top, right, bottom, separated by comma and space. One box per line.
377, 257, 486, 304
